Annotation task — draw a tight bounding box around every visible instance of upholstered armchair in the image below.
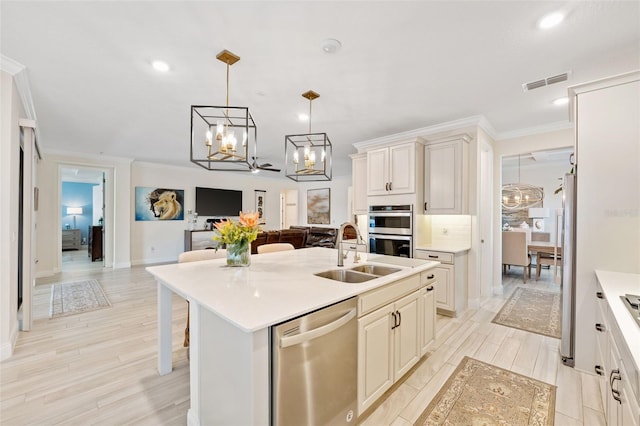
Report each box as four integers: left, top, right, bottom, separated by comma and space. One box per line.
502, 231, 531, 283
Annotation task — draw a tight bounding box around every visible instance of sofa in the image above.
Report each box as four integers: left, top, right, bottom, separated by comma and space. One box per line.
250, 225, 357, 254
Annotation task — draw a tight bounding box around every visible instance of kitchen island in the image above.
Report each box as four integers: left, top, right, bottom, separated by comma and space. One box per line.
146, 247, 438, 426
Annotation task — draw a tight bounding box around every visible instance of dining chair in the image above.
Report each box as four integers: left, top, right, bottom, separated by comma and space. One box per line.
502, 231, 531, 283
536, 251, 562, 280
178, 249, 226, 356
257, 242, 295, 254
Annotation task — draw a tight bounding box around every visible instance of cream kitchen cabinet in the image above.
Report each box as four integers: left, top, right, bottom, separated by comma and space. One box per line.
357, 273, 425, 415
594, 274, 640, 426
419, 271, 436, 356
367, 142, 416, 196
415, 249, 468, 317
423, 134, 470, 214
351, 153, 368, 215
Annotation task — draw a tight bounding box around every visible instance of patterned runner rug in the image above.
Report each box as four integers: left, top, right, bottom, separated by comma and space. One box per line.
492, 287, 561, 338
50, 279, 111, 318
414, 356, 556, 426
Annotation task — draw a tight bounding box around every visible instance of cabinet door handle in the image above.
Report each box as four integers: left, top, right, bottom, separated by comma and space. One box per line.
594, 365, 604, 376
396, 310, 401, 327
427, 274, 435, 279
426, 286, 434, 292
595, 323, 605, 332
424, 202, 428, 211
391, 312, 397, 330
428, 255, 439, 259
596, 291, 604, 299
388, 182, 392, 191
610, 368, 622, 405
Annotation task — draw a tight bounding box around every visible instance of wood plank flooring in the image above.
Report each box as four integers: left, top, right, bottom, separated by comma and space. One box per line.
1, 262, 603, 425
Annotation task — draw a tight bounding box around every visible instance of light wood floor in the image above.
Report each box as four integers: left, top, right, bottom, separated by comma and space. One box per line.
1, 263, 603, 425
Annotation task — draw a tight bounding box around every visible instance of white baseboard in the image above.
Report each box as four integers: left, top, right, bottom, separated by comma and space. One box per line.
0, 323, 19, 361
131, 256, 177, 266
468, 298, 480, 309
113, 261, 132, 269
36, 269, 56, 278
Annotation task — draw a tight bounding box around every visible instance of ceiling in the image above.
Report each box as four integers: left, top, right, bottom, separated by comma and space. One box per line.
2, 1, 639, 178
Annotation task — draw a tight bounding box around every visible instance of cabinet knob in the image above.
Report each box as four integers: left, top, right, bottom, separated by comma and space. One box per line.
595, 323, 605, 332
594, 365, 604, 376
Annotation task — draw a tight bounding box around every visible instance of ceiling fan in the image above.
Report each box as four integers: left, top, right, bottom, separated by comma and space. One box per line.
250, 156, 281, 173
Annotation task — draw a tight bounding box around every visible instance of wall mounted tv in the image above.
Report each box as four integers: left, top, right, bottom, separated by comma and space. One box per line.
195, 187, 243, 217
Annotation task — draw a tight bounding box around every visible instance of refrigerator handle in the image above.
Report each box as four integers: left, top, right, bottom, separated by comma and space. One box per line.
279, 308, 356, 348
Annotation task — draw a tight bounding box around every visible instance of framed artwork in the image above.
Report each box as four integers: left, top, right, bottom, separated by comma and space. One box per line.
135, 187, 185, 221
255, 190, 266, 224
307, 188, 330, 224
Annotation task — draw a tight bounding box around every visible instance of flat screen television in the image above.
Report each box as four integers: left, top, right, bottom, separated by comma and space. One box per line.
195, 187, 243, 217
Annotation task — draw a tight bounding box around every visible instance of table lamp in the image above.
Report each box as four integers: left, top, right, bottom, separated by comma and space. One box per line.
66, 207, 83, 229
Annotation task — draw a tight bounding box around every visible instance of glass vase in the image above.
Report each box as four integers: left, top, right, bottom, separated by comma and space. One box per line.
226, 242, 251, 267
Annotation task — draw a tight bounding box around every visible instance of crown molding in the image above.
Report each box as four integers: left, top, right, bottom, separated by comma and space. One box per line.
352, 115, 495, 152
0, 54, 25, 75
494, 120, 573, 141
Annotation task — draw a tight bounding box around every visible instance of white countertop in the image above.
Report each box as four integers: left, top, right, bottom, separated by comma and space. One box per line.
147, 247, 438, 333
415, 243, 471, 254
595, 270, 640, 373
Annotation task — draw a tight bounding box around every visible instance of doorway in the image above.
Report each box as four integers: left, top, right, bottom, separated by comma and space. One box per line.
499, 147, 573, 287
60, 166, 106, 272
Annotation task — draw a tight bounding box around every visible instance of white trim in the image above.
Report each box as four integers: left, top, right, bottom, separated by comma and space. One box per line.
131, 257, 177, 266
494, 120, 573, 141
353, 115, 490, 152
0, 54, 25, 75
44, 148, 133, 165
0, 323, 19, 361
36, 269, 56, 278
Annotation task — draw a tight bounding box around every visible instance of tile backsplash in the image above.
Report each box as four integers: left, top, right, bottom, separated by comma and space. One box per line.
429, 215, 471, 245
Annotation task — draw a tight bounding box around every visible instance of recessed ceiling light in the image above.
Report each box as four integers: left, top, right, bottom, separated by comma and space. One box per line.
553, 97, 569, 106
321, 39, 342, 54
152, 60, 170, 72
298, 113, 309, 121
538, 12, 564, 29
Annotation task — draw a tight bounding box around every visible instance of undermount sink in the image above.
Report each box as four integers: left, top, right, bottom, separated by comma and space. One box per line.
349, 265, 401, 276
314, 269, 376, 283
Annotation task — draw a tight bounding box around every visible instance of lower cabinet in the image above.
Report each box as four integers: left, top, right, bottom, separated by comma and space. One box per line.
357, 271, 436, 416
358, 290, 420, 415
595, 279, 640, 426
414, 249, 468, 316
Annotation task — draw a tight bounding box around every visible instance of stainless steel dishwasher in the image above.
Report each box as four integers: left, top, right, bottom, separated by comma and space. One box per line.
271, 297, 357, 426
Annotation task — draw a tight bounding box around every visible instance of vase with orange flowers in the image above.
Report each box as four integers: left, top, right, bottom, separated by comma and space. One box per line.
213, 211, 261, 267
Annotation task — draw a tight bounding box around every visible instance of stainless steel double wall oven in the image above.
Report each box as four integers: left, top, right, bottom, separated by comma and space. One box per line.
368, 204, 413, 258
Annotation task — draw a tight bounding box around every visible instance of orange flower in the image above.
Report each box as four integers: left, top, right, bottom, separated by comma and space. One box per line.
214, 219, 231, 231
239, 211, 260, 228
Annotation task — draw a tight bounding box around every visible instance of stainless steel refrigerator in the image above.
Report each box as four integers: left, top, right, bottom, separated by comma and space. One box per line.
561, 172, 577, 367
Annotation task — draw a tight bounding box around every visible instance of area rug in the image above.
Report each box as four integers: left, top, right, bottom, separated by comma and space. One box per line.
492, 287, 561, 338
50, 279, 111, 318
414, 356, 556, 426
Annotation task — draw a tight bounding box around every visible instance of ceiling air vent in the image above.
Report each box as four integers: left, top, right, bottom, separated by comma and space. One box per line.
522, 71, 572, 92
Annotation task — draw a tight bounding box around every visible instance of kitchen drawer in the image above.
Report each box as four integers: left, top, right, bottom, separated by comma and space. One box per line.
415, 250, 453, 264
421, 270, 436, 286
358, 274, 420, 317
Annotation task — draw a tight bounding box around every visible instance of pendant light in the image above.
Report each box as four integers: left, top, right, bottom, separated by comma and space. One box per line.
285, 90, 332, 182
502, 154, 544, 212
190, 49, 257, 172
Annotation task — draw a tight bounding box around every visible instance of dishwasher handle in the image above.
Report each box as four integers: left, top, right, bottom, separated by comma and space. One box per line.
280, 308, 357, 348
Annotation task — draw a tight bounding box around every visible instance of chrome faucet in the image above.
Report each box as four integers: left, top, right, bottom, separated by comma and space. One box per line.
337, 222, 366, 267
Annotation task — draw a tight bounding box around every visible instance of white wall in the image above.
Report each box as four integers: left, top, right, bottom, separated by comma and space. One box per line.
132, 162, 291, 264
297, 175, 352, 227
0, 70, 25, 359
492, 127, 574, 293
35, 153, 132, 275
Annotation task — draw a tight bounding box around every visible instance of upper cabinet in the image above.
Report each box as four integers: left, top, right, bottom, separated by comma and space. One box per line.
423, 134, 470, 214
367, 142, 418, 196
351, 153, 368, 215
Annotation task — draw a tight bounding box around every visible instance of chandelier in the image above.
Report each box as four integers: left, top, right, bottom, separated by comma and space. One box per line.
285, 90, 332, 182
501, 154, 544, 211
190, 50, 257, 172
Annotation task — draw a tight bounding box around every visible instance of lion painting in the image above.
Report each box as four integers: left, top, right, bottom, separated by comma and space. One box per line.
135, 187, 184, 221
